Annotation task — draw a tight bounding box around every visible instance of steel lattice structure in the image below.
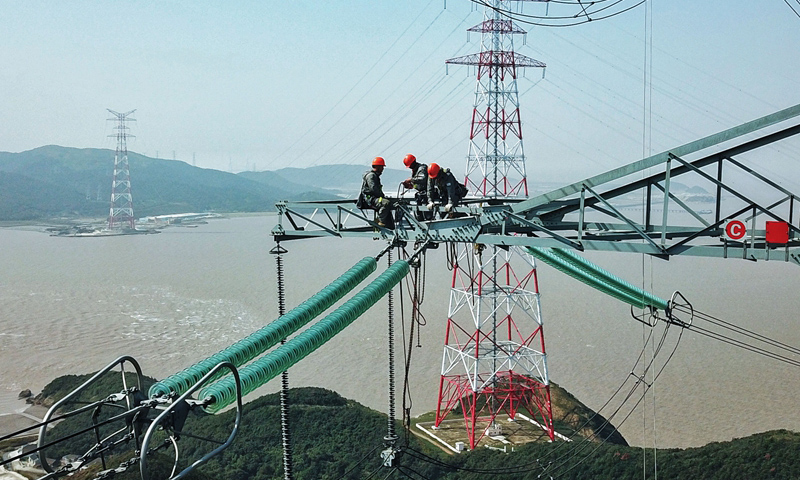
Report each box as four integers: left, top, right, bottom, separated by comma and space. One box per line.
107, 109, 136, 230
435, 243, 552, 447
448, 10, 544, 198
435, 0, 554, 448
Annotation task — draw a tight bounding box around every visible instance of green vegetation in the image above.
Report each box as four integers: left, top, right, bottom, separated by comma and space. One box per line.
0, 146, 339, 221
28, 373, 800, 479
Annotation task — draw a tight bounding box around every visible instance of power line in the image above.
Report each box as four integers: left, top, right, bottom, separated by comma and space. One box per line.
468, 0, 647, 27
782, 0, 800, 18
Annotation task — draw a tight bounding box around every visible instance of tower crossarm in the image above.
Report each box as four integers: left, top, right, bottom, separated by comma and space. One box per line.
513, 103, 800, 215
467, 19, 528, 34
446, 51, 545, 69
273, 103, 800, 265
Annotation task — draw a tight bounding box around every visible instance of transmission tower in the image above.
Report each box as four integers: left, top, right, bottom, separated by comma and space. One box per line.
434, 0, 554, 448
107, 109, 136, 230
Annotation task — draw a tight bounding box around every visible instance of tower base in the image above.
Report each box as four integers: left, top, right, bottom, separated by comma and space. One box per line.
434, 372, 554, 449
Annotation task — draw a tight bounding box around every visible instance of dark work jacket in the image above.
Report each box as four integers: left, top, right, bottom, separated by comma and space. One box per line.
361, 169, 385, 204
428, 168, 465, 206
409, 162, 428, 192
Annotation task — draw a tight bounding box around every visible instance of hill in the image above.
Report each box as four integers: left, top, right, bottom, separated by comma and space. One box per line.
270, 164, 410, 197
0, 146, 340, 221
11, 371, 800, 479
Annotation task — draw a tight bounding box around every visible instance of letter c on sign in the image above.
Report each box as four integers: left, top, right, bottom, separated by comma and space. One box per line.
726, 220, 746, 240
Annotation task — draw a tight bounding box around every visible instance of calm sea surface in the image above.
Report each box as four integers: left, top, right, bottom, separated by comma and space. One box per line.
1, 214, 799, 448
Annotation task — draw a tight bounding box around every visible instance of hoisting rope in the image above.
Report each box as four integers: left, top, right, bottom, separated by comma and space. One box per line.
526, 246, 669, 311
396, 242, 430, 441
200, 259, 411, 413
149, 256, 378, 399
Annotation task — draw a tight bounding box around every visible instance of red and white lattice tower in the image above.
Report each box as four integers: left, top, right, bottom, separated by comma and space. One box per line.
434, 1, 554, 448
107, 109, 136, 230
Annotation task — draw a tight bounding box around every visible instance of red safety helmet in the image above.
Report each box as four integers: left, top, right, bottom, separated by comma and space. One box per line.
372, 156, 386, 167
403, 154, 416, 168
428, 162, 440, 178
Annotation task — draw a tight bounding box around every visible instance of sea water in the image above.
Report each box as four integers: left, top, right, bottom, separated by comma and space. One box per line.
1, 215, 799, 448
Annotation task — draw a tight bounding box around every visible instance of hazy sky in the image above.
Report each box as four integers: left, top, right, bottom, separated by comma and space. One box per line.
2, 1, 799, 184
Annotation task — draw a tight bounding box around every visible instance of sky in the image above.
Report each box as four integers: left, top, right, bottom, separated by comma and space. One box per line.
2, 0, 799, 185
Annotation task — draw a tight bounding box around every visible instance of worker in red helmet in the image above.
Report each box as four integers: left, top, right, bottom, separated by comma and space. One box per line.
427, 162, 468, 217
358, 156, 395, 228
400, 153, 433, 221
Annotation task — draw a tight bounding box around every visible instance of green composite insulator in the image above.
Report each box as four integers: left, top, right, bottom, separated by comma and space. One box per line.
526, 247, 668, 311
548, 248, 668, 310
149, 256, 378, 399
526, 247, 653, 309
200, 259, 410, 414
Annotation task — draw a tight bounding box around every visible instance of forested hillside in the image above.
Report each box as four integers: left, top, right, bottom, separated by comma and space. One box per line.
21, 372, 800, 480
0, 146, 339, 221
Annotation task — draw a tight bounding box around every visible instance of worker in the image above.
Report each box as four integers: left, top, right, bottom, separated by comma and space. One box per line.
400, 153, 433, 220
359, 156, 395, 228
427, 162, 468, 217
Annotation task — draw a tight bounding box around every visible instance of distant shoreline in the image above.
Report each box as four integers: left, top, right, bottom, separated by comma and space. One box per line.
0, 211, 276, 230
0, 400, 48, 439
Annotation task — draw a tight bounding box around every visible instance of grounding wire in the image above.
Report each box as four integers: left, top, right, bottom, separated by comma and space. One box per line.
396, 464, 433, 480
381, 467, 397, 480
539, 324, 675, 477
399, 320, 683, 477
361, 462, 387, 480
472, 0, 629, 20
267, 0, 438, 170
669, 314, 800, 368
327, 11, 475, 167
296, 8, 448, 166
671, 305, 800, 362
430, 322, 683, 477
502, 0, 646, 24
525, 29, 724, 148
673, 306, 800, 357
783, 0, 800, 18
333, 70, 459, 165
336, 43, 474, 166
335, 444, 382, 480
557, 314, 684, 477
469, 0, 647, 27
380, 78, 473, 157
545, 324, 682, 478
518, 323, 681, 479
326, 61, 448, 163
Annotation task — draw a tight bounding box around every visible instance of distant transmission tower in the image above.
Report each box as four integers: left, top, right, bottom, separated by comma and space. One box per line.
107, 109, 136, 230
434, 0, 554, 449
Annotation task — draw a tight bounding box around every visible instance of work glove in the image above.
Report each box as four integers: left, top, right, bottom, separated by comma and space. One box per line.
427, 202, 434, 210
378, 197, 391, 208
444, 204, 453, 212
402, 179, 413, 189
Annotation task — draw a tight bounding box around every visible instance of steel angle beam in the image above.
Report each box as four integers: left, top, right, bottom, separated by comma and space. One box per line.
511, 102, 800, 216
274, 200, 396, 241
272, 104, 800, 264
